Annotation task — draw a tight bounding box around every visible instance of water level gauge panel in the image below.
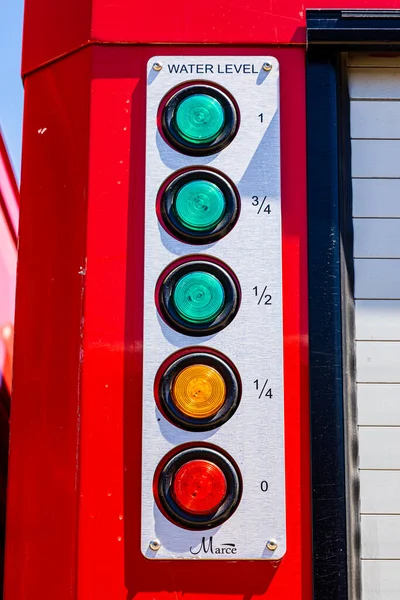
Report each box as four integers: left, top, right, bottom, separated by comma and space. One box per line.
142, 55, 285, 560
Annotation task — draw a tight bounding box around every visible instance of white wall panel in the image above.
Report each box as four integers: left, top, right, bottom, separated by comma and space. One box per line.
359, 427, 400, 469
355, 259, 400, 299
360, 470, 400, 514
362, 560, 400, 600
353, 179, 400, 218
349, 68, 400, 99
349, 55, 400, 600
358, 384, 400, 425
352, 140, 400, 178
357, 342, 400, 383
351, 101, 400, 139
354, 220, 400, 258
362, 515, 400, 558
356, 301, 400, 339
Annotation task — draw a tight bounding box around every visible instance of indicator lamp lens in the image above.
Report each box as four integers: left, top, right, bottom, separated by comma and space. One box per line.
173, 271, 225, 324
172, 364, 226, 418
172, 459, 227, 515
174, 94, 225, 144
174, 180, 226, 232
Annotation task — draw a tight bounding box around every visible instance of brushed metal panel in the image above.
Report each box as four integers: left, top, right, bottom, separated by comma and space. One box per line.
142, 55, 285, 560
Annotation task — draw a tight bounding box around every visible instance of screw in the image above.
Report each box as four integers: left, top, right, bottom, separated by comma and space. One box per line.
262, 62, 273, 72
149, 539, 161, 551
266, 539, 278, 551
153, 62, 163, 72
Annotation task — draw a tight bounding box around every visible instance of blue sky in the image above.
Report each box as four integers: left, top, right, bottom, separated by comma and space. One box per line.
0, 0, 24, 181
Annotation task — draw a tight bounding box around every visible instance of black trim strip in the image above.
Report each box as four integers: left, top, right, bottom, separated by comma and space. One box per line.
307, 52, 355, 600
307, 9, 400, 45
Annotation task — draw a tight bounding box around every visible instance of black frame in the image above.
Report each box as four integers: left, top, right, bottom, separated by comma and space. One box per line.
306, 9, 400, 600
307, 49, 356, 600
308, 9, 400, 46
306, 10, 362, 600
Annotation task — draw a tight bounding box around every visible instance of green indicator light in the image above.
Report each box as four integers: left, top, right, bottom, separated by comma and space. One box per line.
175, 94, 225, 144
174, 180, 226, 231
173, 271, 225, 324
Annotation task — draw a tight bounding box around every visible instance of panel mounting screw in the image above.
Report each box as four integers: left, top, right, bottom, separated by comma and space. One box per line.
262, 62, 273, 72
266, 539, 278, 551
149, 539, 161, 551
153, 62, 163, 72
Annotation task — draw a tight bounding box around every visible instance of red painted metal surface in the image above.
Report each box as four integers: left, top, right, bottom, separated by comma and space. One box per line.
4, 50, 92, 599
0, 133, 19, 237
22, 0, 400, 76
21, 0, 92, 77
5, 44, 311, 599
0, 132, 18, 344
0, 131, 19, 597
0, 127, 18, 396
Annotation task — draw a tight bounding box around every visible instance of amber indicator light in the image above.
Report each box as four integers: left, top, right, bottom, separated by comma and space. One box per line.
171, 364, 226, 419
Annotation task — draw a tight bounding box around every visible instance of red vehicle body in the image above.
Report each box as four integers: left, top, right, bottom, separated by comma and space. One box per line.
4, 1, 400, 599
0, 130, 18, 595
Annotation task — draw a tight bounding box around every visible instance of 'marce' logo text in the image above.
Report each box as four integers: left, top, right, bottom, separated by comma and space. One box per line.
190, 537, 237, 555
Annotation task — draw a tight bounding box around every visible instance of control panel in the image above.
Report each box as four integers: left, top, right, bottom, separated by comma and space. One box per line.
141, 55, 285, 560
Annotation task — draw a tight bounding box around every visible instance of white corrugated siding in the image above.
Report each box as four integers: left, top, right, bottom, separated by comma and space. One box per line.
349, 52, 400, 600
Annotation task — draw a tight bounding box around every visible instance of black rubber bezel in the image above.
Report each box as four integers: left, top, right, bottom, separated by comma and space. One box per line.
158, 260, 240, 337
158, 352, 241, 431
161, 84, 239, 156
160, 169, 240, 245
157, 447, 242, 530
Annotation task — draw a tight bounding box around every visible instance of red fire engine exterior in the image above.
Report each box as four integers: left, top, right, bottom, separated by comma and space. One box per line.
5, 44, 311, 599
0, 131, 18, 596
6, 1, 395, 598
0, 132, 18, 393
21, 0, 400, 76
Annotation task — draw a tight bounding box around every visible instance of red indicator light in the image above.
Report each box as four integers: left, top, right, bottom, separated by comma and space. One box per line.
172, 459, 227, 515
